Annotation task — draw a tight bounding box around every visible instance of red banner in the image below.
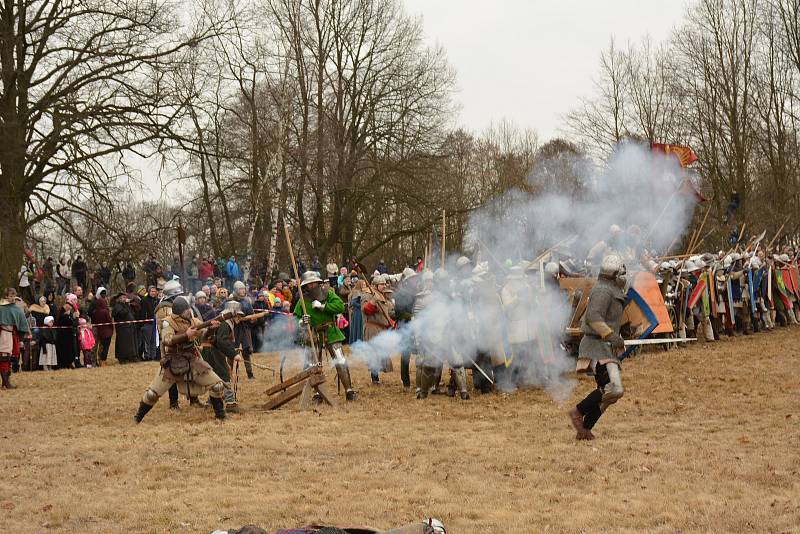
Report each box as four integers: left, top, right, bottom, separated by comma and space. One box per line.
651, 143, 699, 167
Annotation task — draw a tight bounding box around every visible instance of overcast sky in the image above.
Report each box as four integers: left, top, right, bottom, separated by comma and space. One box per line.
402, 0, 688, 140
138, 1, 689, 199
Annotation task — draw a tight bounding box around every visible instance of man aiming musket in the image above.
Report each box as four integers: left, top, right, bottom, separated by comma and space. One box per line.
134, 296, 230, 422
293, 271, 357, 401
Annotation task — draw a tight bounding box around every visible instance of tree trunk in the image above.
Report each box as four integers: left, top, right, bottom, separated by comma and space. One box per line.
0, 194, 26, 289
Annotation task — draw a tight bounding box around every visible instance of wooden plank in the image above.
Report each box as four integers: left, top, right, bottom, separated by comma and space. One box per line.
264, 365, 321, 396
569, 293, 590, 329
262, 373, 325, 410
298, 380, 314, 411
314, 383, 337, 407
559, 278, 595, 291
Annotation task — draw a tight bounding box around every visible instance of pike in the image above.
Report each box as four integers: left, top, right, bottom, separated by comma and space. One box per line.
249, 360, 276, 374
623, 337, 697, 346
466, 355, 495, 385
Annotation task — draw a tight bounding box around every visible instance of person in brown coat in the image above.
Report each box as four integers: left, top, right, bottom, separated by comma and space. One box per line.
361, 274, 395, 385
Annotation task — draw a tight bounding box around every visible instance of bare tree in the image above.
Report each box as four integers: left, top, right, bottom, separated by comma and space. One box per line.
0, 0, 225, 287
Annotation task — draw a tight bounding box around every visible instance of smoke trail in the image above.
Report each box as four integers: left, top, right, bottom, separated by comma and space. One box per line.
289, 142, 696, 400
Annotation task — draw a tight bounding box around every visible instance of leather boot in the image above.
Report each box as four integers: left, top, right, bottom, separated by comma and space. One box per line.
1, 371, 16, 389
416, 366, 432, 399
430, 365, 443, 394
133, 401, 154, 423
168, 383, 180, 409
209, 396, 226, 420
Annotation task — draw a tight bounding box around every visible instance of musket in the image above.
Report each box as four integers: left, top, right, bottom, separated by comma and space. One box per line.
194, 309, 236, 331
239, 310, 269, 322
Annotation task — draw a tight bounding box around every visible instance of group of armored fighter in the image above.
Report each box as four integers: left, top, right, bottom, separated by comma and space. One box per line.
131, 246, 630, 442
133, 222, 800, 442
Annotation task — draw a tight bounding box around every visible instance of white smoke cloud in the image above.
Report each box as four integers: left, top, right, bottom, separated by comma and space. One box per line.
265, 142, 696, 400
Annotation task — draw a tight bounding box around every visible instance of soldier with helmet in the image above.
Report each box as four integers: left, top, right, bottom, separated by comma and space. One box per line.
134, 296, 228, 422
231, 280, 256, 379
154, 279, 196, 409
200, 300, 245, 412
498, 265, 533, 393
294, 271, 357, 401
393, 267, 423, 390
568, 254, 627, 440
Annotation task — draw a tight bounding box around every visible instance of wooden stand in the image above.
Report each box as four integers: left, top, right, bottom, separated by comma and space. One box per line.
262, 365, 337, 410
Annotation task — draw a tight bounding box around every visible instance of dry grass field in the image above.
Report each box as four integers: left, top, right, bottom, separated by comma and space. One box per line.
2, 328, 799, 533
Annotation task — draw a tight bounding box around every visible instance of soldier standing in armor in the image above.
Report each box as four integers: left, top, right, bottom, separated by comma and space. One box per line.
293, 271, 357, 401
393, 268, 422, 390
154, 279, 195, 409
134, 296, 228, 422
568, 254, 627, 440
201, 300, 245, 412
498, 265, 534, 393
411, 270, 438, 399
446, 258, 476, 400
231, 281, 256, 378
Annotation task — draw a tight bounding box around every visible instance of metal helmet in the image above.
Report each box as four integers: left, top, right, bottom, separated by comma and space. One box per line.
421, 270, 434, 282
163, 279, 183, 298
694, 259, 706, 270
722, 256, 733, 268
455, 256, 471, 268
172, 296, 191, 316
659, 261, 672, 271
223, 299, 244, 316
433, 268, 449, 281
750, 257, 762, 269
372, 274, 386, 285
683, 260, 697, 272
233, 280, 245, 292
299, 271, 323, 287
544, 262, 560, 275
600, 254, 625, 276
401, 267, 417, 280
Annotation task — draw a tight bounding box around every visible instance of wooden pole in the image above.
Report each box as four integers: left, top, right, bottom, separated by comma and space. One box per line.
642, 187, 678, 246
427, 232, 432, 270
766, 218, 789, 250
441, 210, 446, 269
687, 204, 712, 254
283, 222, 317, 356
